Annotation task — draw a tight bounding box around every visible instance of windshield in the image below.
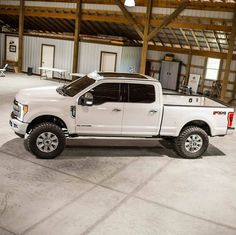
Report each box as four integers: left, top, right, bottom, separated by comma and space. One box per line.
63, 76, 95, 97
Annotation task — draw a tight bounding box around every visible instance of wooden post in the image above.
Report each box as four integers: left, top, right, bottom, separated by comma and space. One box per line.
72, 0, 82, 80
18, 0, 24, 72
185, 53, 192, 85
220, 11, 236, 100
233, 74, 236, 100
140, 0, 153, 74
200, 57, 208, 93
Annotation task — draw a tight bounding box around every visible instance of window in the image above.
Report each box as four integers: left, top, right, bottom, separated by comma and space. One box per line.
205, 58, 221, 81
90, 83, 121, 105
128, 84, 155, 103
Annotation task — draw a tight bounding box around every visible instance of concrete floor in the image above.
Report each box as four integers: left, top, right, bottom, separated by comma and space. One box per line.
0, 73, 236, 235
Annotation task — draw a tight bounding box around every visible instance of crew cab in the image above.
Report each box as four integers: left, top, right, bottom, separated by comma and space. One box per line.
9, 72, 235, 159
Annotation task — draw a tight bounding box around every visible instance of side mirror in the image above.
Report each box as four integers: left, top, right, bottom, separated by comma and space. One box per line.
82, 92, 93, 106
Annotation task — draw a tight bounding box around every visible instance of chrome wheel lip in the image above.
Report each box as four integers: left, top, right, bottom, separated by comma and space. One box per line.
184, 134, 203, 153
36, 132, 59, 153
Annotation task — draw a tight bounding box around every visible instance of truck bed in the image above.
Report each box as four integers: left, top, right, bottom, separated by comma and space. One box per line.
160, 92, 233, 137
163, 92, 226, 108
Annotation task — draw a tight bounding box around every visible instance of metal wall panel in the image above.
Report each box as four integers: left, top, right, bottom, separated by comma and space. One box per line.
120, 46, 141, 73
23, 36, 74, 78
0, 0, 19, 6
25, 1, 76, 8
78, 42, 123, 74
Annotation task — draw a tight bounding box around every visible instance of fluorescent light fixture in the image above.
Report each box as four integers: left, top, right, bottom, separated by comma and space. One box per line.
124, 0, 135, 7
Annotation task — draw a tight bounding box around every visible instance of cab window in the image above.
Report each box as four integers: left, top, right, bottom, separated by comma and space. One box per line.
128, 84, 155, 103
90, 83, 121, 105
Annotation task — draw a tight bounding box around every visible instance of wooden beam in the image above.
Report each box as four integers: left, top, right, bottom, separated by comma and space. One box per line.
185, 53, 192, 85
18, 0, 24, 72
115, 0, 143, 39
202, 30, 210, 50
180, 28, 190, 48
148, 45, 236, 60
191, 30, 200, 50
0, 6, 233, 32
72, 0, 81, 79
140, 0, 152, 74
220, 11, 236, 100
200, 57, 208, 93
147, 1, 188, 41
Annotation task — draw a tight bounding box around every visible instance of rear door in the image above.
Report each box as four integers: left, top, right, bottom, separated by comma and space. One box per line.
122, 83, 161, 136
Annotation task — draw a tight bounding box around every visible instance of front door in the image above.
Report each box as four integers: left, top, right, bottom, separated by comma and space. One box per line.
122, 83, 161, 136
41, 44, 55, 78
76, 82, 123, 135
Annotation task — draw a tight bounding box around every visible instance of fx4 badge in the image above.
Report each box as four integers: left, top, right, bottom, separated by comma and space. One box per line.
213, 111, 226, 115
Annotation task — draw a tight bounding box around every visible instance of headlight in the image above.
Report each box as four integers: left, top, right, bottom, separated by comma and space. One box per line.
18, 103, 28, 121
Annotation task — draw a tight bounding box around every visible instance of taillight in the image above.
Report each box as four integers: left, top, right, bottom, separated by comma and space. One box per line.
227, 112, 234, 128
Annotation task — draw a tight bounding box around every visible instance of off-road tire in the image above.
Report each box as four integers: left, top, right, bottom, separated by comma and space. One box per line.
27, 122, 66, 159
174, 126, 209, 159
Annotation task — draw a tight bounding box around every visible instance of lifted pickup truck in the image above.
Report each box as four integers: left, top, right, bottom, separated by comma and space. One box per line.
10, 72, 235, 159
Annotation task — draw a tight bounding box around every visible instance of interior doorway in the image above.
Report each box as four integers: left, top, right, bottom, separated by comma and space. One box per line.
41, 44, 55, 78
100, 51, 117, 72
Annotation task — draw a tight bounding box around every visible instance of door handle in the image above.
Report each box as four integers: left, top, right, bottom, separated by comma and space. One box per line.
113, 108, 121, 112
149, 109, 158, 114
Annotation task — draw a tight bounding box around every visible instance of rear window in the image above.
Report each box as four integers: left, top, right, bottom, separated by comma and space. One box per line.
128, 84, 155, 103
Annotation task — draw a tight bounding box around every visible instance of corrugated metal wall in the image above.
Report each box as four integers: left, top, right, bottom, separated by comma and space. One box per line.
78, 42, 123, 74
20, 36, 141, 78
0, 33, 5, 67
23, 36, 74, 78
120, 46, 141, 73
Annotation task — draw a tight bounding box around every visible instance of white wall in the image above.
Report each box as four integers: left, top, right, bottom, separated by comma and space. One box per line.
120, 46, 141, 73
78, 42, 123, 74
23, 36, 73, 76
0, 34, 140, 78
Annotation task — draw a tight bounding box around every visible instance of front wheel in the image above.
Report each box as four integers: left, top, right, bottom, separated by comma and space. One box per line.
27, 122, 66, 159
174, 126, 209, 159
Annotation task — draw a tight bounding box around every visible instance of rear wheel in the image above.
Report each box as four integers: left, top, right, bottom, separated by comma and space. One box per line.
27, 122, 66, 159
174, 126, 209, 159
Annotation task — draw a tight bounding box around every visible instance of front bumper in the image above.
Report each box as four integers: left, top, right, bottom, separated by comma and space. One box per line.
9, 117, 28, 136
227, 127, 235, 135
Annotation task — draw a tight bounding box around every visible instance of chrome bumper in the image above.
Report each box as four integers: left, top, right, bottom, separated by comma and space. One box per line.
9, 118, 28, 136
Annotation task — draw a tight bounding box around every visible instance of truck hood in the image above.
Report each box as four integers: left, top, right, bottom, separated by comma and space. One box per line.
15, 86, 66, 104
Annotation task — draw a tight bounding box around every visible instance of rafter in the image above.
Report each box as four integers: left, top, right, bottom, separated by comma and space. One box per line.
191, 29, 201, 49
180, 28, 191, 48
147, 0, 188, 41
114, 0, 143, 39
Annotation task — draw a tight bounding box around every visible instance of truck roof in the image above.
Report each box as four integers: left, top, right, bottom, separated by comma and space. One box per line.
88, 71, 157, 82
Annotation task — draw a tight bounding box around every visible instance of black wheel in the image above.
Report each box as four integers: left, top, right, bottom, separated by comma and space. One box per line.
27, 122, 66, 159
174, 126, 209, 159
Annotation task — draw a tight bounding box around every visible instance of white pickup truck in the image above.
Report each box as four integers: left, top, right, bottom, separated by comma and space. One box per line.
10, 72, 235, 159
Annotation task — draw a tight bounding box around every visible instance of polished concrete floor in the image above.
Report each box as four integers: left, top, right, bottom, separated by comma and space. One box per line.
0, 73, 236, 235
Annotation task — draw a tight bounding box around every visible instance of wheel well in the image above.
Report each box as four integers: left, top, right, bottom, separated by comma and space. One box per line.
181, 120, 211, 136
26, 115, 67, 133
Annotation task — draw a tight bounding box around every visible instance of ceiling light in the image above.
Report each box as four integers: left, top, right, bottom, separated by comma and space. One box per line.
124, 0, 135, 7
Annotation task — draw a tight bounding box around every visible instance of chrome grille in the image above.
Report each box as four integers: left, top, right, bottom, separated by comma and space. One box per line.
13, 99, 20, 118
